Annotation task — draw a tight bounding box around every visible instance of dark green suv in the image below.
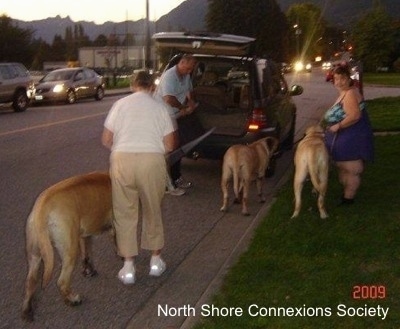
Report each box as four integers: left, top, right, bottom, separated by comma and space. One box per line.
0, 62, 34, 112
153, 32, 303, 162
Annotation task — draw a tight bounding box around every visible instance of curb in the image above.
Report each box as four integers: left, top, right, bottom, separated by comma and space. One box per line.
179, 159, 295, 329
104, 88, 131, 97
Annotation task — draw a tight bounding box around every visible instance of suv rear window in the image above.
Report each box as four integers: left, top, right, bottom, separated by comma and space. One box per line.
193, 58, 249, 86
13, 63, 30, 77
0, 63, 29, 79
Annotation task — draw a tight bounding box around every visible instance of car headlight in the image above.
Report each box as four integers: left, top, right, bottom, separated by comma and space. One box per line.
53, 84, 65, 93
305, 63, 312, 70
294, 61, 304, 72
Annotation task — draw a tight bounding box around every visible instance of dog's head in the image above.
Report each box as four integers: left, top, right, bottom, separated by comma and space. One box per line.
304, 125, 325, 137
254, 136, 279, 155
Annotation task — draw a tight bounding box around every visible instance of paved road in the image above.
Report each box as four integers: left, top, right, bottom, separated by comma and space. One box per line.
0, 71, 398, 329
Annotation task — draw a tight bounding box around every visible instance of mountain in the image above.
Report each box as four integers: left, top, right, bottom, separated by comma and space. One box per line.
156, 0, 207, 32
11, 0, 207, 44
11, 0, 400, 43
13, 15, 153, 44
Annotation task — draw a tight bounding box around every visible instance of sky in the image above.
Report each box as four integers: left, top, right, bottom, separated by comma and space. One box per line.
0, 0, 186, 23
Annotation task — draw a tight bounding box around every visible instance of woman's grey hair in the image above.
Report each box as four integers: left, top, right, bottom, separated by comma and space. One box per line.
130, 70, 153, 88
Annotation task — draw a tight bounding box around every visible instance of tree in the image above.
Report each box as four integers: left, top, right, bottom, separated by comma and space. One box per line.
123, 33, 136, 47
30, 39, 51, 70
286, 2, 326, 61
206, 0, 288, 62
65, 26, 76, 61
352, 5, 396, 71
93, 34, 109, 47
0, 15, 34, 66
50, 35, 67, 61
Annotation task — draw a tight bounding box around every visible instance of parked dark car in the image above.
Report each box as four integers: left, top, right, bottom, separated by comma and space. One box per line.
153, 32, 303, 167
33, 67, 105, 104
0, 62, 34, 112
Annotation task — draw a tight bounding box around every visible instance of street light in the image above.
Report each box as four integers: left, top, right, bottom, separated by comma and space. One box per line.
293, 24, 302, 58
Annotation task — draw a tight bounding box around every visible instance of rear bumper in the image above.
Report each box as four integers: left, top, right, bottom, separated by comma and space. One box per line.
190, 127, 278, 160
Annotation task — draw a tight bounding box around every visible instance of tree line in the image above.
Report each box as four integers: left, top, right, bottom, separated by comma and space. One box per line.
1, 0, 399, 72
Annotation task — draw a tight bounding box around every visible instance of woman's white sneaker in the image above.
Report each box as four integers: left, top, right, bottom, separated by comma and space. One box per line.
118, 265, 135, 285
149, 256, 166, 277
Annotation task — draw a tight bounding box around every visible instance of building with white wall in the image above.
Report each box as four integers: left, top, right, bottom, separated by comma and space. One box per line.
79, 46, 156, 69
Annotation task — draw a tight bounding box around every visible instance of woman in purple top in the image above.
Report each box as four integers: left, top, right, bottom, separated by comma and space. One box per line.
324, 64, 374, 204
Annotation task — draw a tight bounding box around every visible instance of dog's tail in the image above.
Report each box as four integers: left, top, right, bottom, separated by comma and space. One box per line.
31, 193, 55, 288
232, 154, 241, 200
308, 152, 329, 194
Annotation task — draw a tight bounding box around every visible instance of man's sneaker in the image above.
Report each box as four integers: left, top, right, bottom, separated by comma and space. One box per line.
166, 175, 185, 196
149, 256, 166, 277
175, 177, 193, 189
118, 265, 135, 285
166, 187, 185, 196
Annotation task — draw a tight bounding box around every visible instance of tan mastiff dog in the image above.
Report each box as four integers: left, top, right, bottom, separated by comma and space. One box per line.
220, 137, 278, 215
291, 125, 329, 219
22, 172, 113, 322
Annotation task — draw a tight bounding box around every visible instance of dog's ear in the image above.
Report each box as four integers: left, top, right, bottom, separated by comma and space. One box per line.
266, 137, 279, 153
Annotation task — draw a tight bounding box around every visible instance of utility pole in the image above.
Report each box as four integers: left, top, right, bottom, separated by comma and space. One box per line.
145, 0, 151, 69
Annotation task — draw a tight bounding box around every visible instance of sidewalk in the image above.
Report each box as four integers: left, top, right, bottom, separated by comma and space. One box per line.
104, 87, 131, 97
125, 151, 295, 329
102, 85, 296, 329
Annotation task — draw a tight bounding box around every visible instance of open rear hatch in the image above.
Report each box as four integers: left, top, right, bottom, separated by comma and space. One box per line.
153, 32, 256, 138
152, 32, 255, 57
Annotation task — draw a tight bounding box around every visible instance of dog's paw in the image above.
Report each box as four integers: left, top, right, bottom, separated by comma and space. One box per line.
21, 307, 34, 322
320, 213, 329, 219
65, 293, 82, 307
82, 258, 98, 277
82, 267, 98, 277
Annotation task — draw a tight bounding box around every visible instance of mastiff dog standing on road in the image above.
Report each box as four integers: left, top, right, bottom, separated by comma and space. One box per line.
220, 137, 279, 216
22, 172, 113, 321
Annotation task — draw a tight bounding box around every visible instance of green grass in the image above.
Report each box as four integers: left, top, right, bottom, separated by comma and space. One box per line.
363, 73, 400, 86
193, 101, 400, 328
367, 97, 400, 132
105, 76, 130, 89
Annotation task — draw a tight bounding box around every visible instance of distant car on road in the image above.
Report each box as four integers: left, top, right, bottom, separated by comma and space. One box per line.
293, 60, 312, 73
322, 61, 332, 70
0, 62, 34, 112
33, 67, 105, 104
281, 62, 293, 74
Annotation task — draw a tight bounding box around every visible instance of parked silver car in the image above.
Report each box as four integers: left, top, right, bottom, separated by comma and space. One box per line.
33, 67, 105, 104
0, 62, 34, 112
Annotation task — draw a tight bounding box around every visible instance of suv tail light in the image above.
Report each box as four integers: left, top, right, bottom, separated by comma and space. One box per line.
247, 108, 267, 131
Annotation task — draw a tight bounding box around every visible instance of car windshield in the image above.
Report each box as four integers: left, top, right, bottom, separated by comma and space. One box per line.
42, 71, 74, 82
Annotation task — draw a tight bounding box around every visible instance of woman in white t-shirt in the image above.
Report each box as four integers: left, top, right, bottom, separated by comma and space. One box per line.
102, 71, 175, 285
